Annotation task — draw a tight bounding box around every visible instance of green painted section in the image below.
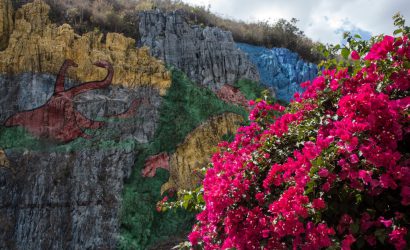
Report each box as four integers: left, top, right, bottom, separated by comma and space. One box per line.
234, 78, 266, 101
119, 69, 249, 249
0, 120, 138, 153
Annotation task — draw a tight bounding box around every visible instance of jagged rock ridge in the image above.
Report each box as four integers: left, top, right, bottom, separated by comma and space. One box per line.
237, 43, 318, 101
139, 10, 259, 90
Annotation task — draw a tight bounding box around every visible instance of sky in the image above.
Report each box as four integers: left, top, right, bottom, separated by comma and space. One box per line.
181, 0, 410, 45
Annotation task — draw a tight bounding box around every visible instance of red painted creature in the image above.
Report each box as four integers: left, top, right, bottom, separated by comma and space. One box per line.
5, 59, 139, 142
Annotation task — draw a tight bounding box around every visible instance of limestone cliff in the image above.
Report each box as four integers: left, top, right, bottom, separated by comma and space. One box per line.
0, 0, 12, 50
0, 0, 171, 95
237, 43, 318, 102
0, 1, 164, 249
161, 113, 243, 193
0, 1, 252, 249
139, 10, 259, 90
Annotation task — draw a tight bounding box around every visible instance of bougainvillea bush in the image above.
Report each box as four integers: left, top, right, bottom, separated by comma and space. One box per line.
188, 19, 410, 249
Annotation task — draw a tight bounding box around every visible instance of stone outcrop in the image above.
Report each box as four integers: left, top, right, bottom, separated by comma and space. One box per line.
0, 0, 171, 95
161, 113, 244, 193
0, 147, 135, 250
0, 0, 13, 50
237, 43, 318, 102
139, 10, 259, 90
216, 84, 249, 108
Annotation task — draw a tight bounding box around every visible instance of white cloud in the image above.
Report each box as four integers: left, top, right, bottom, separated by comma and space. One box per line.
181, 0, 410, 44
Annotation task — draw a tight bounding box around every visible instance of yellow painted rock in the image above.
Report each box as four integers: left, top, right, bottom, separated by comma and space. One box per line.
0, 0, 13, 50
0, 149, 9, 167
0, 0, 171, 95
161, 112, 244, 193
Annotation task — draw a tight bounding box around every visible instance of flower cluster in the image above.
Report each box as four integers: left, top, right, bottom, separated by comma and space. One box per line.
189, 31, 410, 249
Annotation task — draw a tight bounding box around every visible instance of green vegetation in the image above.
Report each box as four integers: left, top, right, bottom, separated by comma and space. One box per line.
14, 0, 324, 63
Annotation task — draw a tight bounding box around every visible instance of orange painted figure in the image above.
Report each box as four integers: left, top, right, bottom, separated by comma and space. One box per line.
5, 59, 138, 142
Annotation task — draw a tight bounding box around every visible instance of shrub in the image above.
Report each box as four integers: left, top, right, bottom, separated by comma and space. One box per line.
188, 16, 410, 249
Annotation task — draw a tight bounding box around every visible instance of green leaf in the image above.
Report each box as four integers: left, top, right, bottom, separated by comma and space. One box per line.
341, 48, 350, 60
375, 228, 386, 244
305, 180, 316, 195
355, 193, 362, 204
197, 194, 204, 204
182, 200, 189, 209
354, 34, 362, 39
393, 29, 403, 35
350, 221, 360, 234
356, 238, 366, 249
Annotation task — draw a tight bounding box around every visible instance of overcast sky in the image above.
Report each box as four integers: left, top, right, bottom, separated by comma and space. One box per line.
181, 0, 410, 45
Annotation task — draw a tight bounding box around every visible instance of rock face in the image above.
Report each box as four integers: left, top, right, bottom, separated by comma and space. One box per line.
139, 10, 259, 90
0, 72, 162, 249
237, 43, 318, 102
0, 1, 164, 249
0, 0, 171, 95
161, 113, 243, 193
0, 148, 135, 250
0, 0, 13, 50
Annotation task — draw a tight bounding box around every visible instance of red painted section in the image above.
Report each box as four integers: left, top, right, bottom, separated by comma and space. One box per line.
105, 99, 141, 119
5, 59, 139, 143
216, 84, 249, 108
142, 152, 170, 177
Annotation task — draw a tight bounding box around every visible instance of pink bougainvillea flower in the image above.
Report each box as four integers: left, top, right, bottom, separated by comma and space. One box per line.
188, 31, 410, 250
351, 50, 360, 60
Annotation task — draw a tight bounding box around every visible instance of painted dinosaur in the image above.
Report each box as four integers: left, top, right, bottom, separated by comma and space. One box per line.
5, 59, 139, 143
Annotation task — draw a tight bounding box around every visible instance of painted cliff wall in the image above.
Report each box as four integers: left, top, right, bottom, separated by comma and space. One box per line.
163, 112, 244, 193
119, 69, 249, 249
0, 1, 167, 249
139, 10, 259, 90
0, 2, 254, 249
237, 43, 318, 102
0, 0, 171, 95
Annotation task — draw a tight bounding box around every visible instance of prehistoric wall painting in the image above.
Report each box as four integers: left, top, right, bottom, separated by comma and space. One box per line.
141, 113, 244, 193
5, 60, 139, 143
